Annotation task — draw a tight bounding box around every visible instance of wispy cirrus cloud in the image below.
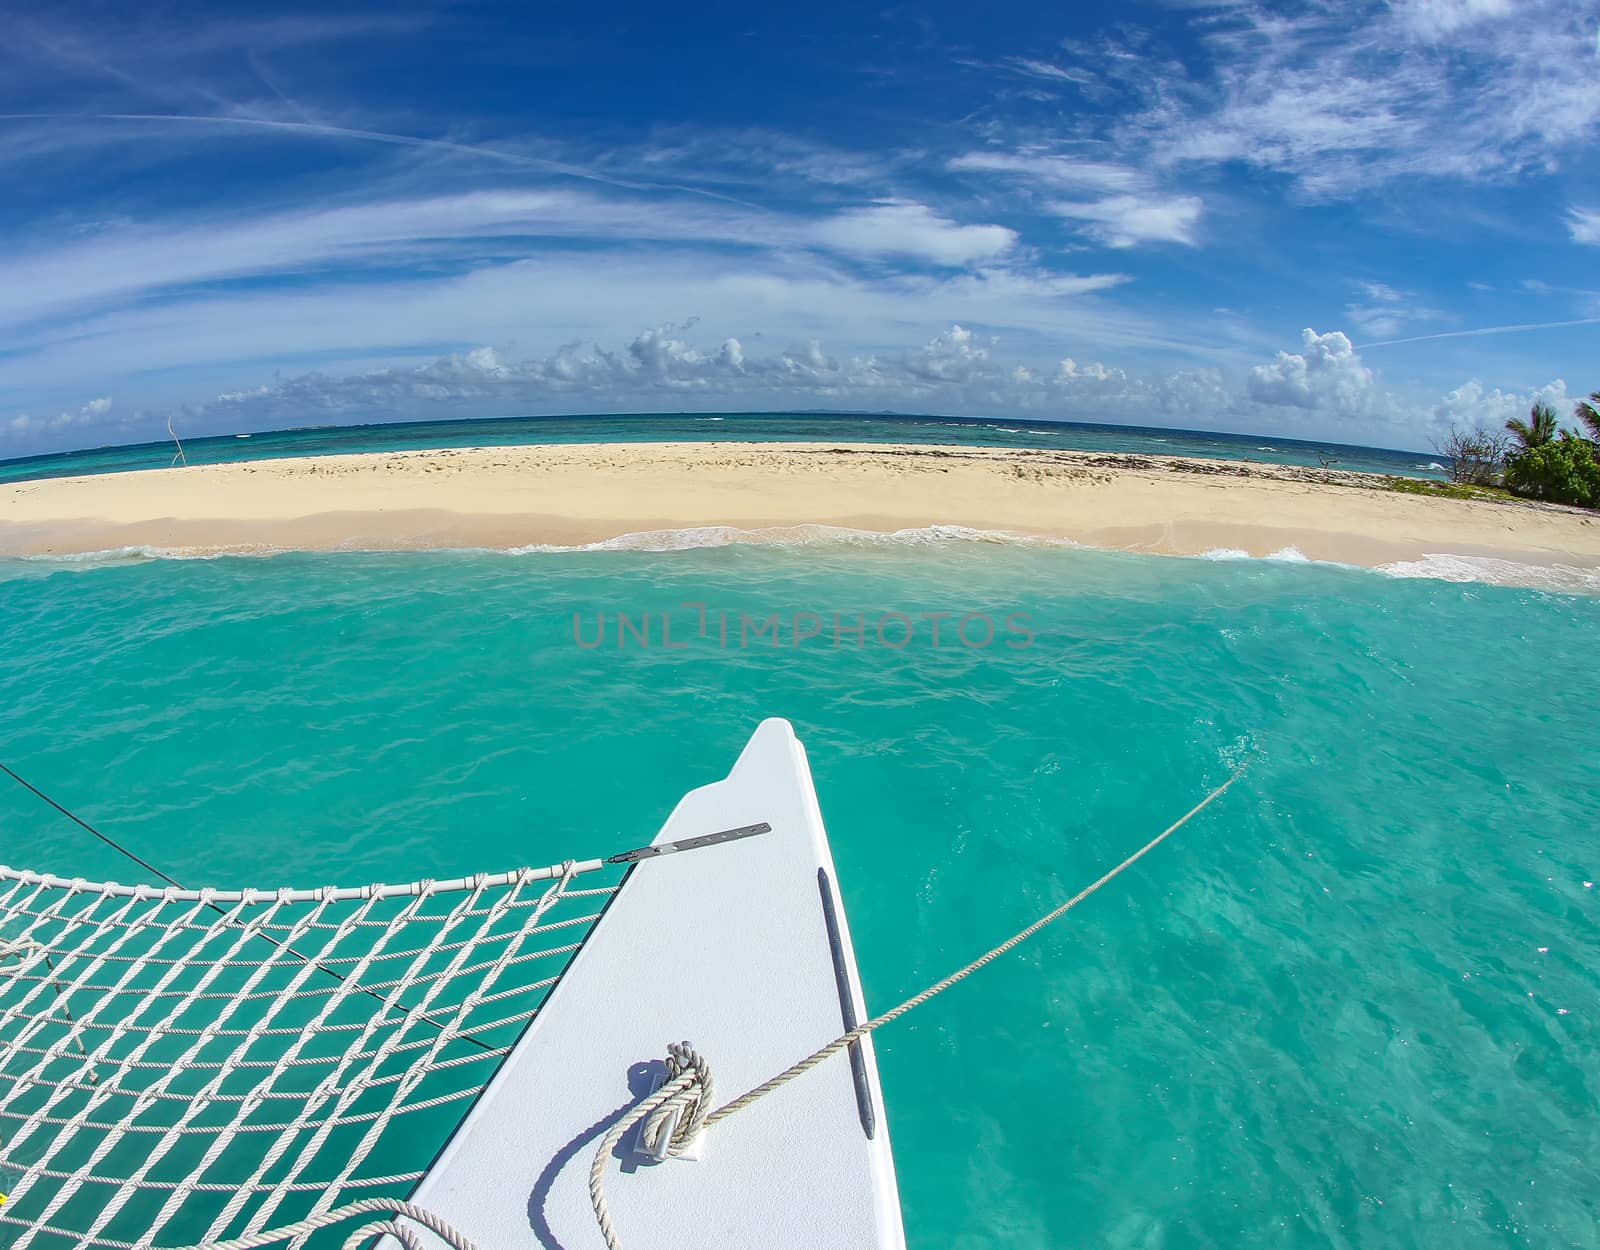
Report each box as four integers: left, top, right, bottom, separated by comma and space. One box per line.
809, 201, 1017, 266
0, 243, 1158, 416
989, 57, 1095, 87
0, 112, 761, 208
0, 189, 1054, 332
0, 9, 431, 107
1569, 206, 1600, 245
1390, 0, 1515, 38
1099, 0, 1600, 197
1046, 194, 1203, 249
1342, 281, 1449, 341
948, 152, 1143, 194
948, 150, 1203, 247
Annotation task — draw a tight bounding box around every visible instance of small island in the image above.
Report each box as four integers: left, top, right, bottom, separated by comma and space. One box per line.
4, 440, 1597, 589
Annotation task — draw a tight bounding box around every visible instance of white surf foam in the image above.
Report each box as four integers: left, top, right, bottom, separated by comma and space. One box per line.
0, 543, 295, 580
1377, 553, 1600, 593
24, 543, 285, 564
1196, 543, 1599, 592
6, 528, 1595, 596
1197, 545, 1312, 563
505, 523, 1079, 554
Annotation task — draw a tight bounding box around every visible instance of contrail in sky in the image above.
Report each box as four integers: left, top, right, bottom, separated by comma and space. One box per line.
1357, 317, 1600, 349
0, 112, 762, 207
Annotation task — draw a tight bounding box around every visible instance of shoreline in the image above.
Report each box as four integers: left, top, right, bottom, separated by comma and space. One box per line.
3, 442, 1597, 587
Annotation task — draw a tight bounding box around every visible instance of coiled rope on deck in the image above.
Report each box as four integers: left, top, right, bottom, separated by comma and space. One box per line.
589, 763, 1249, 1250
587, 1043, 713, 1250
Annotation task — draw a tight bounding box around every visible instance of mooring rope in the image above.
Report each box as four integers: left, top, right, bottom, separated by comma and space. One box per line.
588, 763, 1249, 1249
586, 1042, 713, 1250
167, 1199, 482, 1250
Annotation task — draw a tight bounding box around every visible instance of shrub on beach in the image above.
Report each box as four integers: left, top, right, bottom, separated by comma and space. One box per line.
1504, 436, 1600, 508
1432, 427, 1509, 486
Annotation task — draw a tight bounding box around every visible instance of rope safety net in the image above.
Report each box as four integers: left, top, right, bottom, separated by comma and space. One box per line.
0, 859, 618, 1250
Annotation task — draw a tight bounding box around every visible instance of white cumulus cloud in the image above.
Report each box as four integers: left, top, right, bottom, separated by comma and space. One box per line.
1432, 377, 1574, 432
1247, 329, 1379, 417
6, 321, 1571, 460
161, 322, 1379, 445
903, 325, 993, 381
1056, 358, 1127, 383
5, 396, 114, 445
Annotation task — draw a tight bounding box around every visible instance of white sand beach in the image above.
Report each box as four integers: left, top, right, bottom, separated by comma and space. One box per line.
3, 442, 1597, 581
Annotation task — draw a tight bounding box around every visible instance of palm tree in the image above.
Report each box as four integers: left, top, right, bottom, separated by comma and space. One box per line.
1506, 401, 1559, 449
1576, 392, 1600, 442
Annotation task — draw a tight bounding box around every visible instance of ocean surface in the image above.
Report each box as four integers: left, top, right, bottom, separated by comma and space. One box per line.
1, 537, 1596, 1249
0, 411, 1445, 487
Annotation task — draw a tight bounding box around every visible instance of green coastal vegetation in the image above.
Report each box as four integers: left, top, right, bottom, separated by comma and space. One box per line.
1435, 389, 1600, 508
1383, 476, 1510, 503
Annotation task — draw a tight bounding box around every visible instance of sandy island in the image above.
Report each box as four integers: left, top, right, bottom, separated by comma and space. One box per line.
3, 442, 1598, 584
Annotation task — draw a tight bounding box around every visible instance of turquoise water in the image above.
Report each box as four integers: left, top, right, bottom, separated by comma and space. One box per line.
0, 412, 1444, 486
1, 541, 1596, 1248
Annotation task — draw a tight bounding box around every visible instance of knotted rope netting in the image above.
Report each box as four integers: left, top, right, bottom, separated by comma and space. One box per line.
0, 859, 617, 1250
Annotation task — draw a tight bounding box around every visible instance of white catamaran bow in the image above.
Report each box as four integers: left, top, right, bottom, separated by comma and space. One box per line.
401, 716, 904, 1250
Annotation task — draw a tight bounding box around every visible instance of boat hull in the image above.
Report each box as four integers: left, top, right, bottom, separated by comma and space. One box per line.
398, 718, 905, 1250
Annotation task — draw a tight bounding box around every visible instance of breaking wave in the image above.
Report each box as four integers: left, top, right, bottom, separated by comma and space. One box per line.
4, 527, 1595, 594
1377, 552, 1600, 594
505, 523, 1076, 553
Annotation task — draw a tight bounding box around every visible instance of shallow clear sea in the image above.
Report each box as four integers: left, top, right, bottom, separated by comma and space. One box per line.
1, 538, 1596, 1249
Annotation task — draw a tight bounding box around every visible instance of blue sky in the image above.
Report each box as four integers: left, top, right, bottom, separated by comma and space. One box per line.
3, 0, 1599, 456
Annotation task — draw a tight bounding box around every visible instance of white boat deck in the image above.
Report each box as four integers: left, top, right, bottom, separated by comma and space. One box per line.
395, 718, 904, 1250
